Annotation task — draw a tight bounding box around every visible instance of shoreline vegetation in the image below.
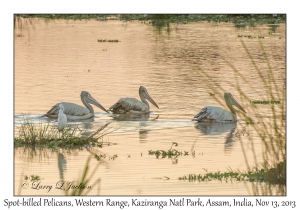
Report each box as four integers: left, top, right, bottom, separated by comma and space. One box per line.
179, 160, 286, 185
14, 117, 114, 149
14, 14, 286, 25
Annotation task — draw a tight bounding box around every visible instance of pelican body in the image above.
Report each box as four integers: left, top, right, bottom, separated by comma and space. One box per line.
193, 92, 246, 122
57, 103, 67, 131
109, 86, 159, 114
46, 91, 109, 120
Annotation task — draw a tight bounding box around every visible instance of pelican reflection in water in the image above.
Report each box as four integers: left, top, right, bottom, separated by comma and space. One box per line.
194, 121, 237, 151
58, 150, 67, 180
193, 92, 246, 122
109, 86, 159, 114
194, 121, 237, 135
46, 91, 109, 120
111, 112, 160, 121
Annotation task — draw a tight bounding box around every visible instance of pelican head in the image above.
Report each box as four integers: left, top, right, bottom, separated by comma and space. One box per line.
139, 86, 159, 109
81, 91, 109, 113
224, 92, 246, 114
59, 103, 65, 111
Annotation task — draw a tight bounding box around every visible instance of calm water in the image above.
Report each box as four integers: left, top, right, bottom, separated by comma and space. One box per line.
14, 17, 286, 196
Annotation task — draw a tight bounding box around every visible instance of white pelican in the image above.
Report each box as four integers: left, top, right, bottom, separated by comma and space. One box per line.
109, 86, 159, 114
46, 91, 109, 120
57, 103, 67, 131
193, 92, 246, 122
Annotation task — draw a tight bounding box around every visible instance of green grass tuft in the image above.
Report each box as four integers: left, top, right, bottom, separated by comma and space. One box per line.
179, 160, 285, 185
14, 14, 286, 25
14, 116, 114, 149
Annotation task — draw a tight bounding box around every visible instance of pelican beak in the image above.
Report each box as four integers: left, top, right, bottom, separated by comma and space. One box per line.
144, 90, 159, 109
230, 96, 246, 113
87, 94, 109, 113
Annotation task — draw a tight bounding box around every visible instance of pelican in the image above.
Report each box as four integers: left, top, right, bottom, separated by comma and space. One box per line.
57, 103, 67, 131
193, 92, 246, 122
46, 91, 109, 120
109, 86, 159, 114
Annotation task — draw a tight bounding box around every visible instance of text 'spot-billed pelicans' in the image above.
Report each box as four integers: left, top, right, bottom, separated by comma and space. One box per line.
109, 86, 159, 114
57, 103, 67, 131
46, 91, 109, 120
193, 92, 246, 122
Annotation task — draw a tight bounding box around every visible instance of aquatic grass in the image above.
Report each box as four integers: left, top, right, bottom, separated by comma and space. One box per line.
200, 39, 285, 163
109, 154, 118, 160
24, 174, 41, 181
17, 173, 42, 195
250, 100, 281, 105
232, 41, 286, 171
15, 14, 110, 21
98, 39, 120, 43
179, 160, 285, 185
148, 142, 190, 158
93, 153, 118, 161
57, 143, 109, 195
237, 35, 265, 39
148, 149, 188, 158
117, 14, 286, 26
14, 116, 59, 145
62, 155, 102, 196
191, 39, 285, 194
14, 116, 115, 149
232, 41, 286, 191
14, 14, 286, 25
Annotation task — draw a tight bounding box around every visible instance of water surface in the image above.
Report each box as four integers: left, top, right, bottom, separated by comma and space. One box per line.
14, 18, 286, 195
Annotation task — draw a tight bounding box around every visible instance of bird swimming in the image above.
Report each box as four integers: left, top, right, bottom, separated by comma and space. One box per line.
109, 86, 159, 114
46, 91, 109, 120
57, 103, 67, 131
193, 92, 246, 122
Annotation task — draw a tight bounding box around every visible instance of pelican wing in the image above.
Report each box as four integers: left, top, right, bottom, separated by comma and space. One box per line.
109, 98, 148, 114
46, 102, 90, 117
194, 106, 235, 122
